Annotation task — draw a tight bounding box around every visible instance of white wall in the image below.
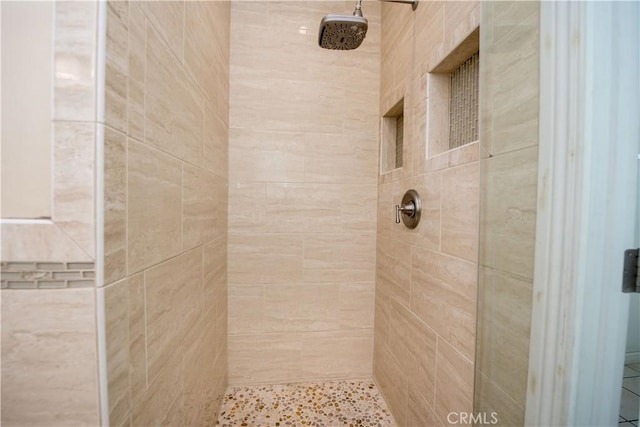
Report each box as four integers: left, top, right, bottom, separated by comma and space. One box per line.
1, 1, 53, 219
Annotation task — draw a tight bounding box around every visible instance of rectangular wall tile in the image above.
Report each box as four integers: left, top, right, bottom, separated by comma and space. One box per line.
127, 140, 182, 274
1, 289, 100, 426
441, 162, 479, 262
228, 333, 302, 385
105, 1, 128, 132
104, 281, 131, 427
265, 183, 377, 234
477, 267, 532, 408
145, 25, 203, 165
376, 236, 411, 307
228, 234, 303, 284
303, 234, 376, 283
104, 129, 127, 284
411, 247, 477, 360
301, 330, 373, 380
53, 122, 95, 258
183, 165, 218, 249
127, 273, 147, 409
53, 1, 97, 121
479, 146, 538, 279
434, 338, 474, 424
229, 129, 305, 183
145, 247, 203, 383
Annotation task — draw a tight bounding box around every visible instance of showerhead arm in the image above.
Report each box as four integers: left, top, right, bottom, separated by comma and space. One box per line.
353, 0, 363, 17
380, 0, 418, 11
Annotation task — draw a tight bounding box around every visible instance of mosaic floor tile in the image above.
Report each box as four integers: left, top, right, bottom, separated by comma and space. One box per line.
216, 380, 396, 427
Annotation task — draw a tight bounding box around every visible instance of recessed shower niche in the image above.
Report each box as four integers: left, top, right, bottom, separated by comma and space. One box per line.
380, 98, 404, 173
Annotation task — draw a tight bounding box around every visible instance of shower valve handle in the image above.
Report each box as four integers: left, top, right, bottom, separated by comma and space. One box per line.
395, 202, 416, 224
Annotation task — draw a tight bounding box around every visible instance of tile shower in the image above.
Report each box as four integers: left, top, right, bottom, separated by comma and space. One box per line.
1, 1, 541, 426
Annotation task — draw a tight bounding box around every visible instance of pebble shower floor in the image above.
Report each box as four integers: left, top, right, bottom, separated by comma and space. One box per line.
216, 380, 396, 427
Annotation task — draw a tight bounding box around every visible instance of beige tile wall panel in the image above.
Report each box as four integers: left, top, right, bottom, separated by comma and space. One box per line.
103, 1, 231, 424
374, 1, 481, 424
474, 2, 539, 423
228, 1, 380, 384
1, 290, 100, 426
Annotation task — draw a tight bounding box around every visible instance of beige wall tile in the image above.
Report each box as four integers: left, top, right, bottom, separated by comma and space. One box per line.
374, 291, 391, 349
441, 162, 479, 262
229, 129, 305, 183
304, 134, 378, 184
145, 247, 203, 383
185, 1, 221, 103
1, 223, 93, 263
479, 146, 538, 279
475, 372, 524, 427
204, 235, 227, 308
374, 343, 408, 426
204, 100, 229, 179
481, 7, 539, 157
106, 1, 128, 132
434, 338, 474, 424
145, 26, 203, 165
411, 247, 477, 360
388, 300, 437, 406
131, 349, 184, 427
127, 4, 145, 141
105, 129, 127, 284
228, 234, 304, 284
303, 234, 376, 283
339, 282, 375, 329
301, 330, 373, 380
138, 1, 184, 60
127, 273, 147, 408
376, 235, 411, 306
53, 1, 97, 121
407, 384, 442, 427
104, 281, 131, 427
228, 183, 266, 232
1, 289, 100, 426
182, 315, 220, 427
228, 285, 264, 334
183, 164, 217, 249
127, 140, 182, 274
265, 183, 377, 234
477, 267, 532, 408
53, 122, 95, 259
228, 333, 302, 385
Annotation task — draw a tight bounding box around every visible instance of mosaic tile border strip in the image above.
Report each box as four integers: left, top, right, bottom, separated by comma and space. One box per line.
1, 262, 96, 289
217, 380, 396, 427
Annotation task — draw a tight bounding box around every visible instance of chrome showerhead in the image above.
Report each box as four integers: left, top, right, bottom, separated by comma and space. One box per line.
318, 14, 368, 50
